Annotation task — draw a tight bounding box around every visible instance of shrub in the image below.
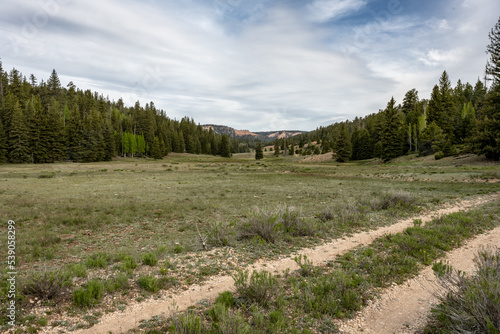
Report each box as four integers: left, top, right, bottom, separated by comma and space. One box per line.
137, 275, 160, 293
169, 310, 205, 334
207, 221, 235, 247
424, 248, 500, 333
67, 263, 87, 278
207, 303, 250, 334
121, 256, 138, 272
85, 253, 111, 268
72, 279, 105, 308
233, 270, 279, 307
215, 291, 235, 308
368, 191, 418, 211
142, 252, 158, 266
237, 205, 311, 243
22, 269, 72, 301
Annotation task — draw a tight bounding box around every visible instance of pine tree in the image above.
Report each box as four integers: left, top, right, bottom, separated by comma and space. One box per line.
255, 142, 264, 160
273, 139, 280, 156
356, 128, 372, 160
0, 119, 7, 162
150, 137, 163, 159
219, 134, 231, 158
8, 101, 30, 163
335, 122, 351, 162
486, 16, 500, 85
381, 97, 404, 161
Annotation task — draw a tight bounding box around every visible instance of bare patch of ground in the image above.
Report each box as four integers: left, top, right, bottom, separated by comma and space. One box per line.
72, 193, 499, 334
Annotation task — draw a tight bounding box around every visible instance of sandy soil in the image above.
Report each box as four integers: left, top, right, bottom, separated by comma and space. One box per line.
73, 193, 500, 334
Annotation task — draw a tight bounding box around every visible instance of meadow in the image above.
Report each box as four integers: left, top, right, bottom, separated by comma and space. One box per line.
0, 152, 499, 332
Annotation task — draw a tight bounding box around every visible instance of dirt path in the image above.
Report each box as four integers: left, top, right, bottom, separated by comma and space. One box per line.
337, 225, 500, 334
74, 193, 500, 334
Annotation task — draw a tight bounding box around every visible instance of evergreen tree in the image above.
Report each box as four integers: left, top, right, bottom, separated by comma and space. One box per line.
273, 139, 281, 156
486, 16, 500, 85
255, 142, 264, 160
289, 138, 294, 156
475, 17, 500, 160
0, 119, 7, 162
381, 97, 404, 161
8, 102, 30, 163
335, 122, 351, 162
219, 134, 231, 158
356, 128, 372, 160
150, 137, 163, 159
420, 122, 446, 156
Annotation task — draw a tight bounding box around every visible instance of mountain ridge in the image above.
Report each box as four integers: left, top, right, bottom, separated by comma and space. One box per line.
202, 124, 306, 140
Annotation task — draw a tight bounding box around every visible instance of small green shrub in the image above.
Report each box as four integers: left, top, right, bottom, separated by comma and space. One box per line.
106, 273, 129, 293
215, 291, 235, 308
137, 275, 160, 293
72, 279, 105, 308
22, 269, 72, 301
85, 253, 111, 268
208, 221, 235, 247
67, 263, 87, 278
121, 256, 138, 272
170, 310, 205, 334
294, 255, 320, 277
173, 244, 184, 254
233, 270, 279, 307
142, 252, 158, 266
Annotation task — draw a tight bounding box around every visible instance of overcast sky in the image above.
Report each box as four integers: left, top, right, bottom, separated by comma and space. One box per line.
1, 0, 499, 131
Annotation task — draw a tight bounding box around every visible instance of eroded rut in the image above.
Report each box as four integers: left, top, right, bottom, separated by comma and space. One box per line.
75, 193, 500, 334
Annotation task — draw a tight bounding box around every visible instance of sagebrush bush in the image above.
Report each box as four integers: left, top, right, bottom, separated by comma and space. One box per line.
169, 310, 205, 334
233, 270, 279, 307
22, 269, 72, 301
368, 191, 418, 211
208, 221, 235, 247
425, 248, 500, 334
237, 204, 312, 243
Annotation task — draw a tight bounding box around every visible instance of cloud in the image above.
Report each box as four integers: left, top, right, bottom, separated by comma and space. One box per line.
1, 0, 499, 131
307, 0, 367, 23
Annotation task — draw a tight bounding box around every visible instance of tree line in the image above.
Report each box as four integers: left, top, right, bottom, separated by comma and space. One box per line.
0, 66, 247, 163
281, 17, 500, 162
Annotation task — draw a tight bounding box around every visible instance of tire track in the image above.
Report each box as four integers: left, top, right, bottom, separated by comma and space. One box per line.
74, 193, 500, 334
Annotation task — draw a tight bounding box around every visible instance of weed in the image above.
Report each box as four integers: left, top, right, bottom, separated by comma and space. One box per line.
67, 263, 87, 278
207, 221, 235, 247
72, 279, 105, 308
169, 310, 205, 334
137, 275, 160, 293
142, 252, 158, 266
233, 270, 279, 307
85, 253, 111, 268
121, 256, 138, 272
294, 255, 320, 277
214, 291, 235, 308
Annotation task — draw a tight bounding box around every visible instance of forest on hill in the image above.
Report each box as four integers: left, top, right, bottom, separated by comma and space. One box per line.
0, 65, 254, 164
1, 17, 499, 164
277, 18, 500, 162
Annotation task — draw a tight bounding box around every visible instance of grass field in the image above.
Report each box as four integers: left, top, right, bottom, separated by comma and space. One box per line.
0, 153, 499, 332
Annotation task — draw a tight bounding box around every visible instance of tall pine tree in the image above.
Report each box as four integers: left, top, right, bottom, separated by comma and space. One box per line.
381, 97, 404, 161
8, 101, 30, 163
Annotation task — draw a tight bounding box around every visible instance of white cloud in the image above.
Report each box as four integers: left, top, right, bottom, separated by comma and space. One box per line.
307, 0, 367, 23
1, 0, 500, 131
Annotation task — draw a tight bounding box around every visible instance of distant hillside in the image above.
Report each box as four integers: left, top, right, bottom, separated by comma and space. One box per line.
203, 125, 305, 141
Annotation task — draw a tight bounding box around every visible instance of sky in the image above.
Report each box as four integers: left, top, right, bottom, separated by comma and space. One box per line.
1, 0, 499, 131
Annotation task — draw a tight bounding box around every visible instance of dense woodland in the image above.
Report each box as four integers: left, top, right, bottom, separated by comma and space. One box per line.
0, 65, 253, 163
1, 18, 499, 164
